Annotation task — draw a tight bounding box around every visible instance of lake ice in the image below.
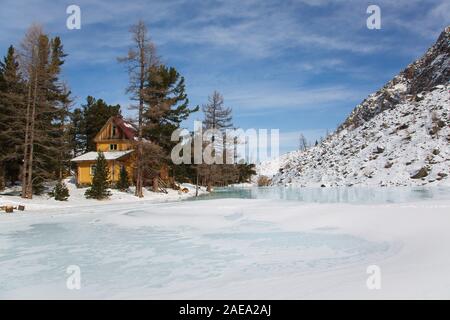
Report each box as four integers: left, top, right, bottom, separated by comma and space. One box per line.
1, 186, 450, 299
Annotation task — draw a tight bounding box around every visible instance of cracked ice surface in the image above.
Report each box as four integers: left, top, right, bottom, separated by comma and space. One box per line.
1, 197, 449, 299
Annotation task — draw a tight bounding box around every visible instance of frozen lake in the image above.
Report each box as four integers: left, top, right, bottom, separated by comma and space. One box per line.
1, 186, 450, 299
192, 185, 450, 204
0, 211, 391, 298
5, 185, 449, 204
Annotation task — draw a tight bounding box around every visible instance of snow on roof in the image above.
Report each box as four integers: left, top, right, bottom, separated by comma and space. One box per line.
123, 122, 135, 129
71, 150, 134, 162
114, 116, 137, 140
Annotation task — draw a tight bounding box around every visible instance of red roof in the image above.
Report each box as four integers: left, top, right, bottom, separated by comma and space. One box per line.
113, 116, 137, 140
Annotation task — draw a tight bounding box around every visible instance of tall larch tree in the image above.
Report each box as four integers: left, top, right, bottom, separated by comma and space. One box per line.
118, 20, 158, 198
200, 91, 234, 190
20, 25, 70, 198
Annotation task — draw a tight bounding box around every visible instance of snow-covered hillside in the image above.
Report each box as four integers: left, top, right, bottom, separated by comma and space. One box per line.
255, 152, 294, 178
341, 26, 450, 130
265, 26, 450, 187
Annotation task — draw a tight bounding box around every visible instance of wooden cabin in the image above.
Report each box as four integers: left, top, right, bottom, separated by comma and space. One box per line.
71, 116, 136, 186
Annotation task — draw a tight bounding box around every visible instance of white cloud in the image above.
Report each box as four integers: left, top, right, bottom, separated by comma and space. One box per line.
222, 85, 362, 110
2, 0, 448, 65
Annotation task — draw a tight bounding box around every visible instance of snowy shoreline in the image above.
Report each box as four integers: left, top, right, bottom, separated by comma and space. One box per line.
0, 179, 208, 213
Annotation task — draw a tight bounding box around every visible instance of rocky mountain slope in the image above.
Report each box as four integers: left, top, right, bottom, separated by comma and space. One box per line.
265, 26, 450, 187
340, 26, 449, 130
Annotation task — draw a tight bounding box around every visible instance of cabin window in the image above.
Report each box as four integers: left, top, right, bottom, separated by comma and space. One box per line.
112, 125, 117, 137
90, 164, 96, 176
110, 144, 118, 151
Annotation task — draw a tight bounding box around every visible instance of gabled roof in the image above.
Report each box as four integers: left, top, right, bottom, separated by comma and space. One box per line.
114, 116, 137, 140
71, 150, 134, 162
94, 116, 137, 142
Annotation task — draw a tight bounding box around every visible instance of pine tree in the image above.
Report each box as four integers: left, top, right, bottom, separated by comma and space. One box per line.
69, 97, 121, 156
51, 180, 69, 201
143, 65, 198, 151
68, 108, 85, 156
0, 45, 24, 189
142, 64, 198, 189
237, 163, 256, 183
85, 152, 111, 199
116, 165, 130, 191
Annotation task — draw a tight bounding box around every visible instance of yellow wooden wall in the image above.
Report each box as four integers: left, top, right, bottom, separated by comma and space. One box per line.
76, 119, 136, 186
96, 141, 133, 152
94, 120, 134, 152
76, 158, 134, 186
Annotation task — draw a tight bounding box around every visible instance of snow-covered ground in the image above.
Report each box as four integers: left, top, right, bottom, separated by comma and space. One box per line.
0, 178, 207, 211
1, 193, 450, 299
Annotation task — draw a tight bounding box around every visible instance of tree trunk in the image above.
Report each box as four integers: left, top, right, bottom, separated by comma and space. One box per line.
134, 33, 146, 199
195, 168, 199, 197
135, 142, 143, 197
152, 176, 158, 192
0, 165, 5, 191
21, 71, 33, 198
25, 70, 39, 199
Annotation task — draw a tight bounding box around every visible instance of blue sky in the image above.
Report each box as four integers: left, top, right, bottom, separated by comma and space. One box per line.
0, 0, 448, 154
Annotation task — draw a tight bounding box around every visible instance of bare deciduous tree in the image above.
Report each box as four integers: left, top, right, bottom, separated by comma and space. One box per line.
199, 91, 235, 191
299, 133, 308, 151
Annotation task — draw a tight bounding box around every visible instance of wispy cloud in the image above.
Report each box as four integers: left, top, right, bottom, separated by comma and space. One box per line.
0, 0, 448, 154
222, 85, 362, 110
1, 0, 448, 64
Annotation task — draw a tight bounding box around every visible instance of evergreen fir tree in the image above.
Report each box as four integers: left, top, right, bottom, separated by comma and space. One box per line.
116, 165, 130, 191
142, 65, 198, 189
51, 180, 69, 201
143, 65, 199, 151
82, 96, 121, 152
237, 163, 256, 183
0, 45, 24, 189
85, 152, 111, 200
70, 96, 121, 154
